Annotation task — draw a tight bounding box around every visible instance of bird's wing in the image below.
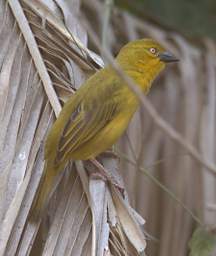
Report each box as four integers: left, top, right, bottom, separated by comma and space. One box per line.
56, 83, 120, 163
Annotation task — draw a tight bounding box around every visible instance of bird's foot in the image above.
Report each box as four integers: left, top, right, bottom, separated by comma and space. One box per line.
89, 159, 125, 197
90, 171, 107, 182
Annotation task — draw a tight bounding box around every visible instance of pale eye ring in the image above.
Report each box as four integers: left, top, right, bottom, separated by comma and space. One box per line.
149, 47, 157, 54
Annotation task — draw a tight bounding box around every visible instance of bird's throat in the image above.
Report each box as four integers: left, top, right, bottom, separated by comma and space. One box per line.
125, 65, 163, 94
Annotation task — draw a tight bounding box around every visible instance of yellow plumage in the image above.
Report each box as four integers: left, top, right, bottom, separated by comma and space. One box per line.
32, 38, 178, 219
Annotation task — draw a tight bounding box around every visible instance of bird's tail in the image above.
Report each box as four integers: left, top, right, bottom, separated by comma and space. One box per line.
30, 161, 61, 222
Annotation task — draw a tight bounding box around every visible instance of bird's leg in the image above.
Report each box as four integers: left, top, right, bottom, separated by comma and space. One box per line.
89, 159, 125, 197
89, 159, 110, 180
99, 145, 119, 159
100, 150, 119, 159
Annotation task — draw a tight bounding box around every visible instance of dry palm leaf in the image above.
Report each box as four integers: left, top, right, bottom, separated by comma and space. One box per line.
0, 0, 147, 255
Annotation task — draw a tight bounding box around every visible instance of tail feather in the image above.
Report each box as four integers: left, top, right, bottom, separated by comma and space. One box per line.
30, 162, 61, 222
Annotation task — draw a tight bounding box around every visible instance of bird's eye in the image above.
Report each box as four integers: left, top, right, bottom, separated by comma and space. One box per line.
149, 47, 157, 54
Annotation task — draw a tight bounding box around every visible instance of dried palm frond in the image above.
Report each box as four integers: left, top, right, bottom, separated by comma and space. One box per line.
0, 0, 147, 255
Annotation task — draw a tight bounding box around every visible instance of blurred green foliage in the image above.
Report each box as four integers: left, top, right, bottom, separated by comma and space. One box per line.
116, 0, 216, 39
189, 228, 216, 256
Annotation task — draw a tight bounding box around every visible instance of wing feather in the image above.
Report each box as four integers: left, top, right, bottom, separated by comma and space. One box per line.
57, 92, 119, 163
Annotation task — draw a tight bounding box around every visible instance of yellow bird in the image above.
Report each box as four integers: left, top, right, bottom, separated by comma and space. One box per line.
32, 38, 178, 218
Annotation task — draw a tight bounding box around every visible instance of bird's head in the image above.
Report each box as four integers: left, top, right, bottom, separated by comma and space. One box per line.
116, 38, 178, 80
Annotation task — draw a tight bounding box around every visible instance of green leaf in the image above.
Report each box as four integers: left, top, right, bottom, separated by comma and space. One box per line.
189, 228, 216, 256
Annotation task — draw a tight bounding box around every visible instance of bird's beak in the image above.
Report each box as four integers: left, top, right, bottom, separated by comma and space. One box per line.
159, 51, 179, 63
